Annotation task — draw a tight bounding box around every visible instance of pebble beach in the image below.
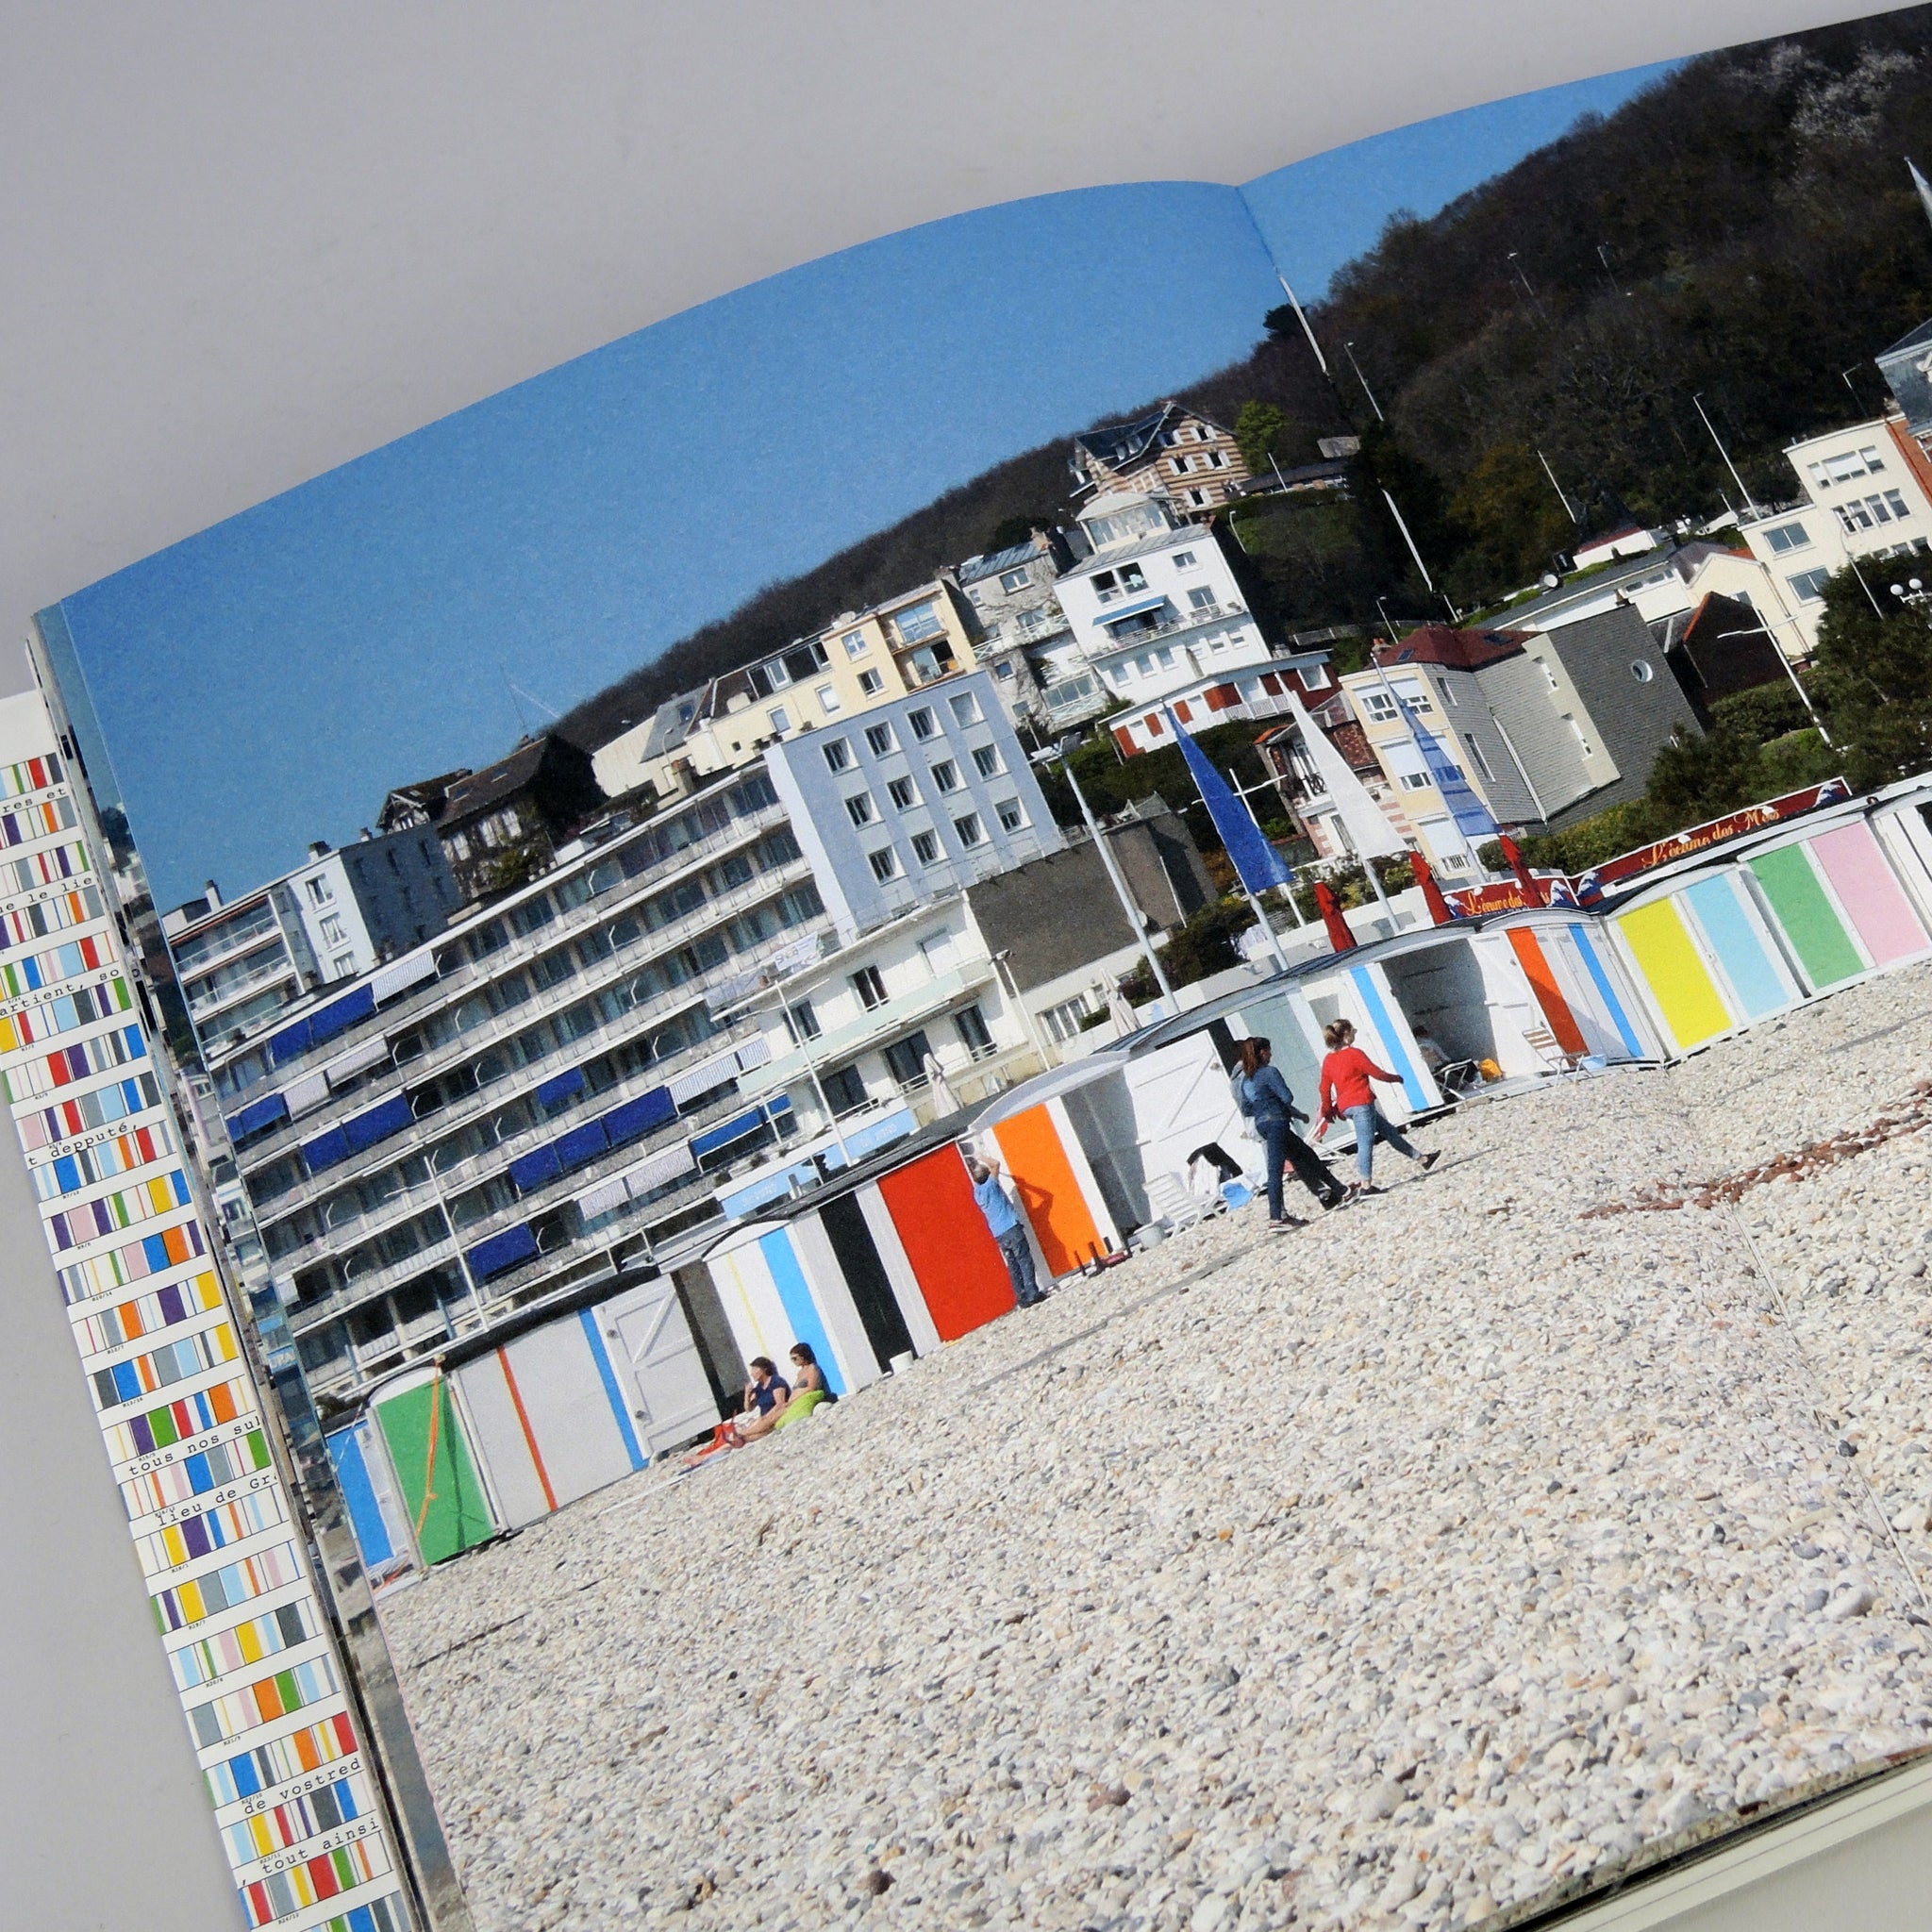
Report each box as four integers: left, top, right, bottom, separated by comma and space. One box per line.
380, 961, 1932, 1931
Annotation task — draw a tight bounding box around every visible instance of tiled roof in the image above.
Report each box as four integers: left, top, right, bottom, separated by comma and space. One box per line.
1372, 625, 1526, 671
439, 738, 551, 826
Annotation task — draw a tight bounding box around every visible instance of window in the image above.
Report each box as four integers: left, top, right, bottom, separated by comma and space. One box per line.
883, 1029, 934, 1089
785, 999, 820, 1043
1188, 587, 1216, 611
858, 668, 885, 695
995, 797, 1027, 832
994, 660, 1014, 678
844, 792, 876, 826
1399, 690, 1433, 714
868, 847, 901, 883
972, 744, 1003, 777
851, 965, 888, 1009
762, 658, 791, 689
865, 722, 896, 756
1172, 550, 1196, 568
769, 706, 791, 734
306, 876, 333, 906
1810, 445, 1886, 488
823, 1063, 867, 1113
892, 599, 944, 644
1207, 451, 1227, 469
1763, 521, 1810, 554
1398, 771, 1434, 791
1302, 666, 1330, 691
1042, 993, 1093, 1042
930, 759, 960, 792
954, 811, 986, 847
330, 952, 356, 977
1539, 659, 1559, 691
842, 631, 869, 658
949, 691, 982, 725
998, 567, 1030, 591
1630, 659, 1656, 683
1359, 691, 1398, 723
955, 1004, 994, 1057
908, 707, 937, 740
887, 775, 919, 809
1463, 735, 1494, 780
818, 685, 841, 715
823, 737, 852, 772
1186, 488, 1209, 508
1435, 851, 1470, 874
319, 913, 346, 945
910, 829, 941, 865
1789, 568, 1832, 601
1567, 716, 1594, 757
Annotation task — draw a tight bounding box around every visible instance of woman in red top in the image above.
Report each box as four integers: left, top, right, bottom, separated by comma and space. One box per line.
1318, 1019, 1440, 1198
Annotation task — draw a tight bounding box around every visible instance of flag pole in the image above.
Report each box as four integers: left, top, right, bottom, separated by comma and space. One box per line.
1059, 750, 1174, 1002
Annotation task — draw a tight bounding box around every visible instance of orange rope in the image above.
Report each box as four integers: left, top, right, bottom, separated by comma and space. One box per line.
413, 1374, 444, 1538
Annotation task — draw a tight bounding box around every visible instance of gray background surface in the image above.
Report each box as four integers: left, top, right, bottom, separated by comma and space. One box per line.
0, 3, 1898, 1922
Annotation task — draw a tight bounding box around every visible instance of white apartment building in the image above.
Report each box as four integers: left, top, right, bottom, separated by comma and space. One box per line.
718, 895, 1042, 1220
206, 767, 831, 1404
1738, 416, 1932, 655
163, 831, 458, 1057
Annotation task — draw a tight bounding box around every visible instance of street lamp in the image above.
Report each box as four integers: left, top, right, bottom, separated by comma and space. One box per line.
1342, 341, 1384, 423
1056, 740, 1174, 1003
1690, 391, 1760, 517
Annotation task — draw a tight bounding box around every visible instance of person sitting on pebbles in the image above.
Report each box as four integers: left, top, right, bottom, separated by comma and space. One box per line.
768, 1341, 836, 1432
682, 1356, 791, 1466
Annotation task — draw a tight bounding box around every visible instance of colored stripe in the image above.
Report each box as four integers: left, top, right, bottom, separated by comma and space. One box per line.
758, 1230, 846, 1395
495, 1347, 558, 1511
578, 1307, 645, 1472
1566, 924, 1644, 1058
989, 1103, 1101, 1278
1809, 822, 1930, 967
1682, 875, 1791, 1021
1749, 842, 1865, 990
1503, 927, 1589, 1057
1347, 965, 1428, 1108
1616, 898, 1733, 1051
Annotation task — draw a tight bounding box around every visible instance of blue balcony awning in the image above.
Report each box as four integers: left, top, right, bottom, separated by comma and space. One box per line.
1099, 594, 1170, 628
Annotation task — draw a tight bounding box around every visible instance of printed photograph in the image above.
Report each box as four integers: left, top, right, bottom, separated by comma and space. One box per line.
16, 8, 1932, 1929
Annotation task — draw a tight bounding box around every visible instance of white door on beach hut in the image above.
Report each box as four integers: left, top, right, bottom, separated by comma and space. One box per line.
1468, 933, 1569, 1076
1535, 923, 1649, 1060
604, 1277, 721, 1457
1124, 1032, 1251, 1195
704, 1230, 794, 1372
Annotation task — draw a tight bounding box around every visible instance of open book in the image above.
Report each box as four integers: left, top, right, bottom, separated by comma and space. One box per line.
16, 7, 1932, 1928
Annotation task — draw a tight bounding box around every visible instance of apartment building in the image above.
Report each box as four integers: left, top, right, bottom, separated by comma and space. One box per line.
763, 671, 1065, 941
719, 894, 1041, 1218
1069, 400, 1251, 518
955, 530, 1076, 726
1050, 488, 1333, 749
207, 766, 834, 1406
1737, 414, 1932, 655
1340, 608, 1700, 850
162, 829, 458, 1058
591, 580, 987, 804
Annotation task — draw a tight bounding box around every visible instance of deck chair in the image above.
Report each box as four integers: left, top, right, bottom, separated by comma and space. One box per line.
1144, 1170, 1212, 1234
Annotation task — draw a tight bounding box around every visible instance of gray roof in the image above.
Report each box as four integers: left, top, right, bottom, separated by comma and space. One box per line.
958, 539, 1045, 585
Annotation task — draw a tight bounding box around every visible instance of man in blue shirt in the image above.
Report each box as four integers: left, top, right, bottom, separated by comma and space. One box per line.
965, 1151, 1044, 1308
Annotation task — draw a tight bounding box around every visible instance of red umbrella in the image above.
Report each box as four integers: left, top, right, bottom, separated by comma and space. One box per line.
1410, 850, 1456, 925
1498, 833, 1544, 906
1314, 879, 1357, 953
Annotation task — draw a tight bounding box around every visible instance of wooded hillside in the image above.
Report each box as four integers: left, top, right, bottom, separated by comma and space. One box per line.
558, 7, 1932, 751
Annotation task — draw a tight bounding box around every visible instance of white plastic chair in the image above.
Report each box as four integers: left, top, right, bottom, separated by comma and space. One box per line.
1144, 1171, 1211, 1233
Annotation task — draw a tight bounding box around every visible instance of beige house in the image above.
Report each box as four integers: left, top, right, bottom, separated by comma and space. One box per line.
591, 577, 985, 802
1069, 400, 1250, 519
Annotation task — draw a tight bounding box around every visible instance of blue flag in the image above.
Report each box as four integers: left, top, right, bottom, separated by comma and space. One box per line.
1166, 709, 1295, 894
1409, 716, 1499, 841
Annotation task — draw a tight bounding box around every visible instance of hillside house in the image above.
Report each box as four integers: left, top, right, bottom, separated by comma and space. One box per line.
1069, 400, 1250, 519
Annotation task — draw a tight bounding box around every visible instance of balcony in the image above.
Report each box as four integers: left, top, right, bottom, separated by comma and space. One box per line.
234, 849, 818, 1177
235, 792, 796, 1090
1094, 599, 1248, 654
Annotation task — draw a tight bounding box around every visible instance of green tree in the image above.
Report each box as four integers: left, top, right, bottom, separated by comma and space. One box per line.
1445, 441, 1575, 602
1234, 401, 1289, 475
1809, 568, 1932, 789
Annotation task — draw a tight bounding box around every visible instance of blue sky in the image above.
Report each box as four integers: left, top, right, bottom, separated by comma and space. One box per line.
56, 58, 1680, 913
1241, 62, 1678, 298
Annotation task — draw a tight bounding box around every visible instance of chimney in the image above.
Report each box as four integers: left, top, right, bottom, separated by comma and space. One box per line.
204, 879, 223, 909
307, 840, 330, 860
